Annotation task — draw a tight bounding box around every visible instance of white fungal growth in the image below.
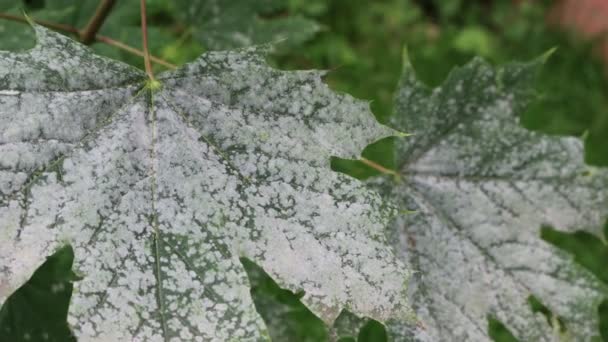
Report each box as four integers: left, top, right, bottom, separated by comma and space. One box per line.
380, 57, 608, 341
0, 25, 412, 341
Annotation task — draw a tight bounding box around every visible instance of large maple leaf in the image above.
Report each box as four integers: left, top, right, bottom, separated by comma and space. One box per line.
0, 25, 411, 341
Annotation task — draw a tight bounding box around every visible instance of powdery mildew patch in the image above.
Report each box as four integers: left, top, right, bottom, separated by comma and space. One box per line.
379, 57, 608, 341
0, 25, 412, 341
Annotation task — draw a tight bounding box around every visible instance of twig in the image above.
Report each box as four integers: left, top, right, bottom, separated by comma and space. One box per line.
0, 12, 78, 34
140, 0, 155, 80
96, 35, 176, 69
80, 0, 117, 45
0, 11, 176, 69
360, 157, 400, 178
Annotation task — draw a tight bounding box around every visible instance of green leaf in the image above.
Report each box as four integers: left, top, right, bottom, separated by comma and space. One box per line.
0, 19, 36, 52
0, 0, 17, 11
375, 54, 608, 340
0, 245, 77, 342
330, 311, 371, 340
244, 258, 394, 342
242, 258, 328, 342
0, 1, 177, 70
0, 25, 412, 340
527, 295, 566, 333
599, 299, 608, 341
174, 0, 321, 50
541, 225, 608, 285
23, 0, 45, 11
487, 316, 518, 342
356, 319, 387, 342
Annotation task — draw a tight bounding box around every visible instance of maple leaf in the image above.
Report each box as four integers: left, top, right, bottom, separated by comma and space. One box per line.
175, 0, 321, 50
376, 52, 608, 341
0, 25, 411, 340
0, 246, 77, 341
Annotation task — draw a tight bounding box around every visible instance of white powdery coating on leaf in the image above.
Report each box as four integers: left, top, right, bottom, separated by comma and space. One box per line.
382, 58, 608, 341
158, 47, 410, 323
0, 25, 412, 340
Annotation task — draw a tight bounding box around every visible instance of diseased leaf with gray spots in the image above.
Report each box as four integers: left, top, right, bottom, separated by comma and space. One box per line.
175, 0, 321, 50
376, 53, 608, 341
0, 25, 412, 341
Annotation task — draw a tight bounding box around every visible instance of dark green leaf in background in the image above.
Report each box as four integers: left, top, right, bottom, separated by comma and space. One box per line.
600, 300, 608, 341
356, 319, 387, 342
0, 245, 77, 342
541, 223, 608, 285
487, 316, 519, 342
242, 258, 328, 342
174, 0, 320, 51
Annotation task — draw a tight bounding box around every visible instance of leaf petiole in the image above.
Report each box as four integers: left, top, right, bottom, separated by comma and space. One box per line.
360, 157, 400, 179
140, 0, 155, 80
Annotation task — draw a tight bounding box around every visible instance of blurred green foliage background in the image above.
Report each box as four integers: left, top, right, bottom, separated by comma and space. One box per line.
1, 0, 608, 340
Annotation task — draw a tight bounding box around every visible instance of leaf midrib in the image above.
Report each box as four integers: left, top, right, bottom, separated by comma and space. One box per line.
146, 88, 170, 341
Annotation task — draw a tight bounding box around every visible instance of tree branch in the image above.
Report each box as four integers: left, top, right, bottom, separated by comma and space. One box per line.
0, 12, 78, 34
96, 35, 176, 69
0, 12, 176, 69
80, 0, 117, 45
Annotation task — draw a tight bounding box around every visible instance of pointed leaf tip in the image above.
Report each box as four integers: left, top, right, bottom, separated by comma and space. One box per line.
539, 47, 558, 64
401, 47, 412, 70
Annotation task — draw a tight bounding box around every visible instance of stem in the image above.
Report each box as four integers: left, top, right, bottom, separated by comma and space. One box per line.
140, 0, 155, 80
0, 12, 176, 69
80, 0, 117, 45
360, 157, 400, 178
97, 36, 176, 69
0, 12, 78, 34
